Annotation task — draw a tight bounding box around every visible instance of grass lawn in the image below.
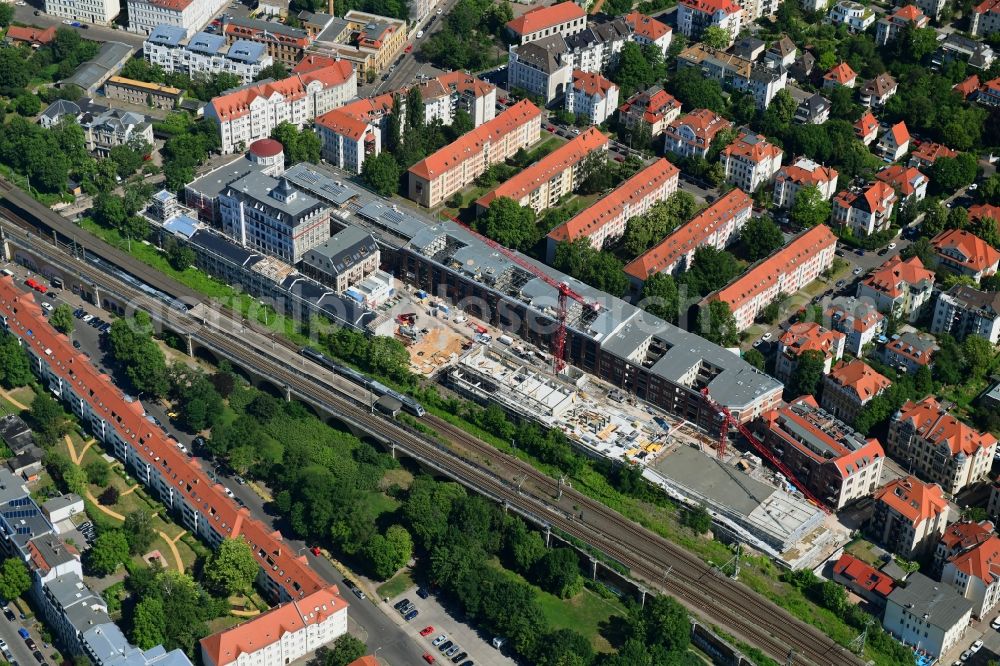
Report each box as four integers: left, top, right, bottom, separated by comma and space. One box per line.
525, 136, 566, 163
380, 468, 414, 491
537, 586, 626, 653
365, 491, 402, 517
206, 615, 245, 633
844, 538, 883, 566
376, 570, 414, 599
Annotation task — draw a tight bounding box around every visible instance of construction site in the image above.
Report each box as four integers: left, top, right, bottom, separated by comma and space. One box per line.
446, 344, 840, 566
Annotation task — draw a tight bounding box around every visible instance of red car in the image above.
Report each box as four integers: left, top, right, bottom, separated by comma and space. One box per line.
310, 546, 321, 556
422, 654, 435, 664
405, 44, 413, 53
420, 626, 434, 637
546, 124, 555, 132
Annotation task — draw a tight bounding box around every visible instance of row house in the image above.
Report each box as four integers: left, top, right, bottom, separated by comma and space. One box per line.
773, 158, 839, 208
972, 0, 1000, 37
623, 188, 752, 285
43, 0, 119, 24
618, 86, 681, 137
821, 358, 892, 425
565, 70, 619, 125
875, 5, 930, 46
875, 164, 928, 204
878, 121, 911, 162
206, 60, 357, 154
856, 255, 935, 323
677, 0, 743, 45
128, 0, 227, 37
707, 225, 837, 330
407, 100, 542, 208
859, 73, 898, 107
144, 24, 274, 84
546, 158, 679, 261
676, 43, 787, 109
942, 536, 1000, 619
757, 396, 884, 509
935, 520, 995, 576
663, 108, 733, 159
825, 296, 886, 357
931, 284, 1000, 344
831, 180, 897, 237
720, 130, 783, 193
563, 17, 632, 74
880, 331, 938, 373
887, 397, 998, 495
774, 321, 845, 384
505, 1, 587, 45
475, 127, 609, 215
869, 476, 950, 559
931, 229, 1000, 283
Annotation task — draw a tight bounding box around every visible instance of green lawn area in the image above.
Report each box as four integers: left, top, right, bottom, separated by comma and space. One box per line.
844, 538, 883, 566
524, 135, 566, 163
376, 570, 414, 599
537, 586, 626, 653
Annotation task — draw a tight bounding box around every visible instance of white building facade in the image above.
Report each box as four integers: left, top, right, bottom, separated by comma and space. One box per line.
44, 0, 120, 24
144, 25, 274, 84
127, 0, 228, 37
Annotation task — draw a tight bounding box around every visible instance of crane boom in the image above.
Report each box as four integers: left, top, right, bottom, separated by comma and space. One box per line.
700, 388, 831, 514
447, 215, 599, 372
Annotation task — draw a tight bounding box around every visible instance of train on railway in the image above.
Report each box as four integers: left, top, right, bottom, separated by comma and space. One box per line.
299, 346, 426, 417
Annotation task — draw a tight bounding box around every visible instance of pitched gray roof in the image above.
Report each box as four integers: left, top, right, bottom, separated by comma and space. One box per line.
887, 572, 972, 631
146, 24, 186, 47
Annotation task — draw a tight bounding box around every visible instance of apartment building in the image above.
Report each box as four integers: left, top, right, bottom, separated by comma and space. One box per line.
793, 93, 830, 125
875, 164, 928, 203
676, 44, 787, 109
942, 536, 1000, 619
707, 225, 837, 330
418, 72, 496, 128
825, 296, 886, 357
880, 331, 937, 374
869, 476, 950, 559
876, 4, 930, 46
859, 73, 898, 107
831, 181, 897, 237
222, 16, 312, 66
103, 76, 183, 110
854, 110, 879, 146
972, 0, 1000, 37
935, 520, 995, 576
207, 60, 357, 153
623, 188, 752, 285
773, 158, 839, 208
40, 100, 155, 157
219, 174, 331, 263
931, 284, 1000, 344
821, 359, 892, 426
301, 227, 380, 292
663, 108, 733, 159
931, 229, 1000, 283
720, 131, 783, 193
563, 17, 632, 74
314, 94, 393, 174
774, 321, 845, 384
304, 12, 405, 79
505, 1, 587, 45
823, 62, 858, 88
757, 396, 884, 509
883, 572, 971, 659
565, 70, 619, 125
677, 0, 743, 44
144, 24, 273, 84
878, 121, 911, 162
856, 255, 935, 323
828, 0, 876, 31
44, 0, 119, 24
407, 100, 542, 208
475, 127, 609, 215
0, 279, 350, 665
546, 158, 680, 260
624, 11, 672, 55
128, 0, 227, 36
887, 397, 998, 495
507, 36, 573, 104
617, 86, 681, 137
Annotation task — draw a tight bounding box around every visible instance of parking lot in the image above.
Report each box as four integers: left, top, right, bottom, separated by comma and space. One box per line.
386, 587, 516, 666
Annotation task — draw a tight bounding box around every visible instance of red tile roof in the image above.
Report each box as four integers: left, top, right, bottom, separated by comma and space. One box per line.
874, 476, 948, 526
475, 127, 609, 209
969, 203, 1000, 225
408, 100, 541, 181
506, 1, 586, 36
860, 254, 934, 298
885, 121, 910, 147
892, 4, 926, 20
210, 62, 354, 122
824, 62, 857, 84
833, 553, 896, 597
931, 228, 1000, 274
315, 93, 394, 141
910, 141, 958, 165
896, 397, 998, 457
142, 0, 192, 10
854, 111, 878, 141
618, 87, 680, 125
954, 75, 982, 99
827, 359, 891, 403
0, 277, 330, 602
201, 587, 348, 666
940, 520, 994, 554
417, 72, 494, 103
5, 25, 56, 45
776, 159, 838, 188
875, 164, 926, 198
666, 108, 732, 145
712, 225, 837, 313
950, 535, 1000, 585
778, 321, 844, 359
974, 0, 1000, 14
548, 158, 679, 244
721, 131, 782, 164
624, 11, 671, 40
833, 181, 896, 216
571, 70, 617, 98
679, 0, 741, 15
624, 188, 751, 280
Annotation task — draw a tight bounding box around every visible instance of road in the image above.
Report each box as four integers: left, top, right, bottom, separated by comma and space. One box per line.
13, 2, 146, 48
0, 203, 861, 666
0, 607, 51, 666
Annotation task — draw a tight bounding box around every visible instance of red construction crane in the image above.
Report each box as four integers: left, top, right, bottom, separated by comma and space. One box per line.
700, 388, 831, 514
447, 215, 599, 372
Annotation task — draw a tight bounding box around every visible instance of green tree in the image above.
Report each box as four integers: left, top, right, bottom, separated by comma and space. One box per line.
930, 152, 978, 193
790, 185, 832, 227
699, 300, 738, 347
361, 152, 401, 196
87, 530, 130, 576
682, 246, 741, 297
0, 558, 31, 601
532, 628, 593, 666
166, 239, 196, 271
108, 312, 169, 397
788, 349, 826, 398
741, 215, 784, 261
682, 505, 712, 533
49, 303, 75, 336
254, 62, 288, 81
271, 122, 321, 165
204, 538, 259, 596
28, 390, 70, 447
668, 66, 726, 113
640, 272, 679, 323
474, 197, 538, 251
0, 5, 13, 27
311, 634, 367, 666
406, 86, 425, 131
85, 459, 110, 486
131, 597, 166, 649
962, 335, 995, 382
364, 525, 413, 580
124, 509, 156, 555
532, 548, 580, 598
0, 333, 32, 388
642, 594, 691, 653
552, 238, 629, 296
744, 348, 766, 370
702, 26, 730, 49
14, 93, 41, 117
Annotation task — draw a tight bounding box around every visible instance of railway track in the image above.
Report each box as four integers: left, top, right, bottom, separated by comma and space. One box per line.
0, 188, 863, 666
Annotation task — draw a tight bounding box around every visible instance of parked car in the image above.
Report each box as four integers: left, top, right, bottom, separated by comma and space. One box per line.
445, 646, 460, 658
3, 606, 15, 621
422, 654, 435, 664
451, 652, 467, 663
18, 628, 30, 640
991, 616, 1000, 629
32, 651, 43, 664
393, 598, 411, 611
420, 626, 435, 637
404, 609, 419, 621
416, 587, 430, 599
438, 641, 453, 653
972, 640, 984, 652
